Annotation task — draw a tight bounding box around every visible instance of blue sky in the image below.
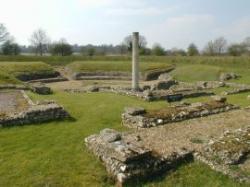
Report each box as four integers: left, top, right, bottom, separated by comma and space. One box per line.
1, 0, 250, 49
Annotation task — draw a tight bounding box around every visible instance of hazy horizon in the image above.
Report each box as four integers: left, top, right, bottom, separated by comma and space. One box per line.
1, 0, 250, 49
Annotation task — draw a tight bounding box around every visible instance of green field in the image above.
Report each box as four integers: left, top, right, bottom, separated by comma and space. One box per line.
0, 56, 250, 186
0, 92, 248, 187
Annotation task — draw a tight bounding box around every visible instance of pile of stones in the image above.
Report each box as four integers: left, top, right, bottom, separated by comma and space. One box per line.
195, 126, 250, 183
220, 72, 239, 81
85, 128, 192, 186
30, 83, 52, 95
122, 96, 238, 128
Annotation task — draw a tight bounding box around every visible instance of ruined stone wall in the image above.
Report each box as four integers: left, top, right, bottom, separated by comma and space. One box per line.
72, 71, 133, 80
85, 129, 192, 186
195, 126, 250, 183
0, 103, 69, 127
122, 100, 239, 128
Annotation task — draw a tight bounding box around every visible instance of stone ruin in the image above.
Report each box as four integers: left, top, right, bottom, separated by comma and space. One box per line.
85, 125, 250, 185
122, 96, 238, 128
196, 126, 250, 183
30, 83, 53, 95
70, 67, 175, 82
85, 129, 192, 186
0, 90, 69, 127
220, 72, 239, 81
0, 83, 53, 95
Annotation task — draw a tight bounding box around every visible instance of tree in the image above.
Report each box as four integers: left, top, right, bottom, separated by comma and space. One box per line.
30, 29, 50, 56
228, 44, 246, 56
171, 48, 187, 56
118, 44, 128, 55
214, 37, 227, 54
123, 35, 147, 52
87, 47, 95, 56
50, 39, 72, 56
152, 43, 165, 56
203, 37, 227, 55
203, 41, 215, 55
242, 37, 250, 54
2, 40, 20, 55
187, 43, 199, 56
0, 24, 9, 45
140, 47, 151, 55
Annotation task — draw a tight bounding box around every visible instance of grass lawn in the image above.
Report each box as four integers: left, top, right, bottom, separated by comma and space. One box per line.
0, 71, 20, 84
0, 91, 248, 187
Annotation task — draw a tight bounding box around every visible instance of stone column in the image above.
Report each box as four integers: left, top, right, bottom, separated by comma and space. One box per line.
132, 32, 139, 91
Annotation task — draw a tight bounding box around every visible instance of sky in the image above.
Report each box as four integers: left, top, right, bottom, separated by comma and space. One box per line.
1, 0, 250, 49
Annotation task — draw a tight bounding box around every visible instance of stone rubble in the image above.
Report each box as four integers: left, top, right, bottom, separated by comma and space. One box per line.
122, 97, 239, 128
220, 72, 239, 81
30, 83, 53, 95
195, 126, 250, 183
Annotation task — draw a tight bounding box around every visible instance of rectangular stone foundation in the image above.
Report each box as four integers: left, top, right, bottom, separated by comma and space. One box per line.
85, 129, 192, 186
0, 90, 69, 127
122, 100, 239, 128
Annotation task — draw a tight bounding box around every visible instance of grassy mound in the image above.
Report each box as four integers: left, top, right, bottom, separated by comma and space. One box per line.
0, 62, 57, 82
68, 61, 173, 73
170, 64, 222, 82
0, 71, 20, 84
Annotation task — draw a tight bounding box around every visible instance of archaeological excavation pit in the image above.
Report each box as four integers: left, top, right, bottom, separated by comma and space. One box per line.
0, 90, 70, 127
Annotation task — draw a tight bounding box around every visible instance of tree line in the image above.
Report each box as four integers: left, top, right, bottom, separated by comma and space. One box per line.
0, 23, 250, 57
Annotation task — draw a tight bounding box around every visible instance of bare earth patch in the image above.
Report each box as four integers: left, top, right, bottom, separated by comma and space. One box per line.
0, 90, 29, 116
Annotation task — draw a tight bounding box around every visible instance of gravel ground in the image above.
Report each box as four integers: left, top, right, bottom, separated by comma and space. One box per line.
0, 90, 29, 115
126, 109, 250, 157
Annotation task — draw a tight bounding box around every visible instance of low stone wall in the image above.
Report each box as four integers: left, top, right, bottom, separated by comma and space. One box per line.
16, 72, 60, 82
71, 66, 175, 81
72, 71, 133, 81
122, 99, 239, 128
195, 126, 250, 183
28, 77, 68, 83
222, 88, 250, 95
0, 103, 69, 127
0, 83, 53, 95
0, 84, 29, 90
85, 129, 192, 186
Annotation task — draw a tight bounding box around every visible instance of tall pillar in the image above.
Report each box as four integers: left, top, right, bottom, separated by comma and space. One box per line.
132, 32, 139, 91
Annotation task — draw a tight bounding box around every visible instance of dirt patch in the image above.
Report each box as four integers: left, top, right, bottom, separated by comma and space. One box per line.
0, 90, 29, 115
127, 109, 249, 158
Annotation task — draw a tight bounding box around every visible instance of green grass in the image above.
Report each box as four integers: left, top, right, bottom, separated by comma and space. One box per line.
0, 92, 248, 187
68, 61, 173, 73
1, 56, 250, 186
170, 64, 222, 82
0, 71, 20, 84
0, 62, 57, 83
0, 62, 55, 76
